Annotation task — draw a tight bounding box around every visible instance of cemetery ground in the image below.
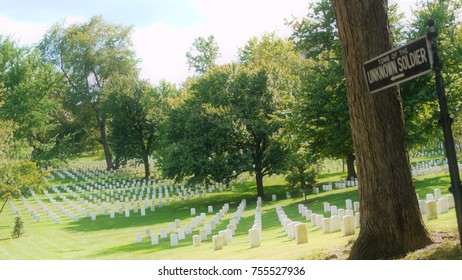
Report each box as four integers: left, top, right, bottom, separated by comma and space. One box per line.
0, 154, 461, 260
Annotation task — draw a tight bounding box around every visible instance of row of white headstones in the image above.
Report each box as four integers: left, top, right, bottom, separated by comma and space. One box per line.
134, 199, 248, 251
17, 169, 234, 224
418, 188, 455, 220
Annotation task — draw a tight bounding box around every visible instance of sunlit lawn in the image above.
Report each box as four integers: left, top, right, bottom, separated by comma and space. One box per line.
0, 164, 459, 260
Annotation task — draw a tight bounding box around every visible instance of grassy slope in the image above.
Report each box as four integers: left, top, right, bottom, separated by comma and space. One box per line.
0, 167, 460, 260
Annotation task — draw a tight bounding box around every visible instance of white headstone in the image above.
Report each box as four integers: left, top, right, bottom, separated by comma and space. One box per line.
249, 228, 261, 248
145, 227, 151, 237
212, 235, 223, 251
288, 221, 298, 239
342, 215, 355, 236
337, 208, 345, 219
419, 199, 427, 214
295, 223, 308, 244
192, 235, 201, 247
208, 205, 213, 213
191, 208, 196, 216
168, 223, 175, 233
322, 218, 331, 233
305, 210, 313, 221
323, 202, 331, 212
160, 228, 167, 239
316, 215, 324, 229
330, 205, 338, 216
434, 188, 442, 200
200, 229, 207, 241
353, 202, 360, 213
175, 219, 181, 229
345, 199, 353, 210
205, 224, 212, 235
177, 228, 186, 240
170, 234, 179, 246
438, 197, 449, 214
151, 233, 159, 245
426, 193, 435, 201
272, 194, 277, 201
135, 232, 142, 243
426, 200, 438, 220
219, 230, 228, 245
185, 224, 192, 235
310, 213, 317, 227
330, 215, 341, 232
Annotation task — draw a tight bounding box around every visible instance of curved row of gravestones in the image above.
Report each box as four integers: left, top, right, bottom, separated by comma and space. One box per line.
134, 200, 246, 250
132, 197, 311, 252
16, 168, 235, 224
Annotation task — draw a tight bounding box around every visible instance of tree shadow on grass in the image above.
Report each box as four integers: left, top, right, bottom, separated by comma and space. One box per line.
63, 189, 258, 233
413, 173, 451, 198
89, 237, 191, 258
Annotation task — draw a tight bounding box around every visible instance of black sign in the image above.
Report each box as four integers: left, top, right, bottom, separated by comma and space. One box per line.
363, 36, 433, 93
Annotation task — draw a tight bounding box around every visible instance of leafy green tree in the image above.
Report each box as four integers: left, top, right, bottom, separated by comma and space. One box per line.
106, 79, 172, 179
39, 16, 139, 170
160, 65, 246, 185
288, 0, 405, 179
186, 35, 220, 75
400, 0, 462, 149
162, 34, 301, 197
12, 216, 24, 238
0, 36, 68, 164
285, 142, 318, 200
0, 120, 46, 215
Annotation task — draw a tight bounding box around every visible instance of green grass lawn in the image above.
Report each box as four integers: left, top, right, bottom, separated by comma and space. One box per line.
0, 167, 460, 260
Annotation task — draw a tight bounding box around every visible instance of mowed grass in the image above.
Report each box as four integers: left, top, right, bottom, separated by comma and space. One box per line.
0, 169, 460, 260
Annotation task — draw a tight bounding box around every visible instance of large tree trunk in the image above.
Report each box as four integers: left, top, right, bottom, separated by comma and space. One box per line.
143, 154, 151, 180
346, 153, 357, 180
98, 117, 114, 171
332, 0, 432, 259
255, 169, 265, 198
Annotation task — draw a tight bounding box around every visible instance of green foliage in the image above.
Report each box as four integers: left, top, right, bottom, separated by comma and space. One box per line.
186, 35, 220, 75
0, 120, 46, 214
106, 78, 173, 178
162, 34, 301, 196
160, 65, 246, 184
12, 216, 24, 238
0, 36, 69, 164
400, 0, 462, 150
39, 16, 140, 169
287, 0, 353, 166
285, 157, 318, 195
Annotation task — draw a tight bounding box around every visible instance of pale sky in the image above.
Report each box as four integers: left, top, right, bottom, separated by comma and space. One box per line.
0, 0, 419, 85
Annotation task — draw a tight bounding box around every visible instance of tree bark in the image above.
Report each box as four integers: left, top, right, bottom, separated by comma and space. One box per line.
98, 117, 114, 171
0, 198, 9, 215
332, 0, 432, 259
255, 169, 265, 198
346, 153, 357, 180
143, 154, 151, 180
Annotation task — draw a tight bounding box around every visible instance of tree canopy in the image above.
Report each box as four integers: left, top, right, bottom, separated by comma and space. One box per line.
39, 16, 139, 170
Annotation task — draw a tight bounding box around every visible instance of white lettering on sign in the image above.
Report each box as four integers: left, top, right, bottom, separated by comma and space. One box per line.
366, 59, 398, 84
397, 48, 428, 71
366, 47, 428, 84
